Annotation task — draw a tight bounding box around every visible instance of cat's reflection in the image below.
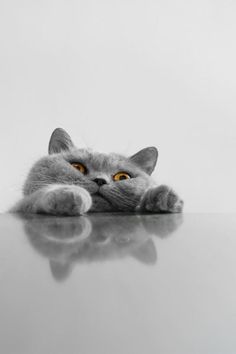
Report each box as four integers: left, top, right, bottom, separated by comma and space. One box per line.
20, 213, 183, 281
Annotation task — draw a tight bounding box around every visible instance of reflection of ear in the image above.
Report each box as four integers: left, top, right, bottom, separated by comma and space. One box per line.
131, 239, 157, 265
48, 128, 75, 154
129, 147, 158, 175
49, 260, 74, 282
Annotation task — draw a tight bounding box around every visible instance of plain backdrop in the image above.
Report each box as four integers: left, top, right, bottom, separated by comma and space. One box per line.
0, 0, 235, 213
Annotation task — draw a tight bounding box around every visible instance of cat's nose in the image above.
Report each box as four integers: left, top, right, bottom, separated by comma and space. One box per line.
93, 178, 107, 186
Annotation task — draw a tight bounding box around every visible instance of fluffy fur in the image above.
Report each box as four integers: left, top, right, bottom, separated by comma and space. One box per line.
10, 128, 183, 215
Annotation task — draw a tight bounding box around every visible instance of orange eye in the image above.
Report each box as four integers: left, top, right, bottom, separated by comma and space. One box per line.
113, 172, 131, 181
71, 162, 87, 174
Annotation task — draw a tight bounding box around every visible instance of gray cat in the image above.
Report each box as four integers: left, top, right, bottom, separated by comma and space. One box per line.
10, 128, 183, 215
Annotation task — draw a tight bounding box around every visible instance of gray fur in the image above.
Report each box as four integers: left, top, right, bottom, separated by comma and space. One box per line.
130, 146, 158, 175
10, 128, 183, 215
48, 128, 74, 154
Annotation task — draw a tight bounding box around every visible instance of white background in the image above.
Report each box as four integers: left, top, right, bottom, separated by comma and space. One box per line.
0, 0, 235, 213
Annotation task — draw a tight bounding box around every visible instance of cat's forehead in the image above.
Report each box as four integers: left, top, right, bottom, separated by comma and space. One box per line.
62, 148, 136, 172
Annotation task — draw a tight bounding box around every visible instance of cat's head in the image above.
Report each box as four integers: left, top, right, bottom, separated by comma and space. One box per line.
24, 128, 158, 211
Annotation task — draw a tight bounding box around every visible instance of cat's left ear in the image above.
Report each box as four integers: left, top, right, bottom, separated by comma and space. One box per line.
129, 147, 158, 175
48, 128, 74, 154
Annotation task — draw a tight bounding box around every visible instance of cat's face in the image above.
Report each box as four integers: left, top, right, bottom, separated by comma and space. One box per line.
23, 128, 158, 212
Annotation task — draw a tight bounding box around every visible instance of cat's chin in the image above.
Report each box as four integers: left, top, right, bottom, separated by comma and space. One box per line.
90, 194, 114, 212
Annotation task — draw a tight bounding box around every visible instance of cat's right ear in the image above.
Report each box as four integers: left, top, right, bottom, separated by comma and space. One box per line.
129, 147, 158, 175
48, 128, 74, 154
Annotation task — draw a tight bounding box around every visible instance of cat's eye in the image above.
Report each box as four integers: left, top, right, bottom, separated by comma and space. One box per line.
113, 172, 131, 181
70, 162, 87, 174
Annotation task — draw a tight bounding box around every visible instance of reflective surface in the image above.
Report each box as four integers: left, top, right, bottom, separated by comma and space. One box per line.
0, 213, 236, 354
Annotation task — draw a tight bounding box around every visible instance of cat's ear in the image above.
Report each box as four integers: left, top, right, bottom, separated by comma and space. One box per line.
48, 128, 74, 154
129, 147, 158, 175
131, 239, 157, 264
49, 260, 74, 282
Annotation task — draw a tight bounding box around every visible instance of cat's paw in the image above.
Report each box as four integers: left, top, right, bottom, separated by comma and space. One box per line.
38, 185, 92, 216
139, 185, 183, 213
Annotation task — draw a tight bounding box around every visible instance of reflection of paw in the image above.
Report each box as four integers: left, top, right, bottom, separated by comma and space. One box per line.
39, 186, 92, 216
139, 185, 183, 213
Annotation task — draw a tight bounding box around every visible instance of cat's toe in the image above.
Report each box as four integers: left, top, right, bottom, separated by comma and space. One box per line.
157, 186, 183, 213
42, 186, 92, 215
167, 191, 184, 213
140, 185, 183, 213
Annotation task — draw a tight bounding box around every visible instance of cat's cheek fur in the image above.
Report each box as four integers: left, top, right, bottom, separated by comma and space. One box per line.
90, 195, 114, 212
96, 177, 153, 212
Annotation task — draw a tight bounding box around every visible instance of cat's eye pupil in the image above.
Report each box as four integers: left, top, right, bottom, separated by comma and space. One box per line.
119, 175, 127, 180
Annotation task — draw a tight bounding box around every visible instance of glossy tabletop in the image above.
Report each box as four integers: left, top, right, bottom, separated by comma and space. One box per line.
0, 213, 236, 354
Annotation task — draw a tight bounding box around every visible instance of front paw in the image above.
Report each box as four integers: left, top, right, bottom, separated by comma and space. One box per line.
139, 185, 183, 213
38, 185, 92, 216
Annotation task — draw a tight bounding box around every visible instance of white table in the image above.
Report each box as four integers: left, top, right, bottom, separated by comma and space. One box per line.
0, 213, 235, 354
